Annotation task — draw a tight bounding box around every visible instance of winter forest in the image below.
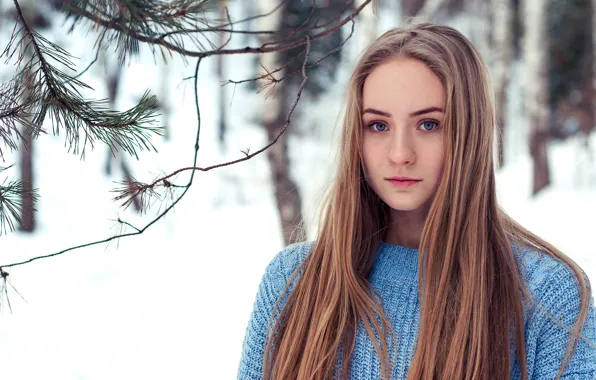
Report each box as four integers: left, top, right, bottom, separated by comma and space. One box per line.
0, 0, 595, 378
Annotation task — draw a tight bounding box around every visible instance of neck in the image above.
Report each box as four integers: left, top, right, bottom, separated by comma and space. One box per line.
385, 207, 429, 250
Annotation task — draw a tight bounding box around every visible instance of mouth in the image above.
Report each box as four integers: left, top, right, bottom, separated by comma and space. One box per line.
386, 177, 422, 188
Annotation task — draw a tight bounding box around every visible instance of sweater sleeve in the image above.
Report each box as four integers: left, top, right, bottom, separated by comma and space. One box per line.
236, 242, 310, 380
531, 263, 596, 379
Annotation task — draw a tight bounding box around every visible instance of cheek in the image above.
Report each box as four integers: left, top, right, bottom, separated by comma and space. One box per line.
431, 146, 446, 183
435, 150, 445, 172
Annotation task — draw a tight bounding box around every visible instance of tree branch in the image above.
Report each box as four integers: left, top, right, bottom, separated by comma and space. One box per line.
0, 34, 313, 269
0, 0, 368, 272
65, 0, 371, 58
4, 0, 163, 158
223, 18, 355, 94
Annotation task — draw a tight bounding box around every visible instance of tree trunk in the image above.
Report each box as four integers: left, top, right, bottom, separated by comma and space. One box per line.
401, 0, 427, 18
467, 0, 491, 74
416, 0, 445, 20
103, 61, 120, 177
523, 0, 550, 195
217, 0, 228, 152
591, 0, 596, 139
355, 0, 377, 53
257, 0, 306, 245
264, 84, 306, 245
19, 118, 35, 232
102, 54, 142, 212
492, 0, 513, 168
159, 61, 171, 141
18, 1, 39, 233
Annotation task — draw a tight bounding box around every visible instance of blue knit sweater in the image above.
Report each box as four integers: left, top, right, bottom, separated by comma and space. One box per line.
237, 241, 596, 379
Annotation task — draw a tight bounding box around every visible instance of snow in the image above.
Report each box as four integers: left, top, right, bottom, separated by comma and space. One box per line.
1, 6, 595, 380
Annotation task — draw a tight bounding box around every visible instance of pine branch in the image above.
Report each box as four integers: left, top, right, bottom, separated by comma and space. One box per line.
0, 0, 367, 270
63, 0, 220, 62
0, 78, 39, 160
0, 170, 39, 236
0, 34, 312, 268
112, 176, 164, 214
2, 0, 164, 159
0, 56, 208, 268
0, 268, 27, 315
112, 36, 313, 215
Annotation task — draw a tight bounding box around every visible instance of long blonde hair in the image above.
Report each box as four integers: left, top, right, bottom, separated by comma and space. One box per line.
262, 23, 593, 380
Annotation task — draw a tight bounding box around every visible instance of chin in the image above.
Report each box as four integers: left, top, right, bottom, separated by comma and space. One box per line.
382, 195, 432, 213
388, 205, 424, 212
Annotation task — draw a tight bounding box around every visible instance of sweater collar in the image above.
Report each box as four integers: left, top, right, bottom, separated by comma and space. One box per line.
369, 241, 420, 281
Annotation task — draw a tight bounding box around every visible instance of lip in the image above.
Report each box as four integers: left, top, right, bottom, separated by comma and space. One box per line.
386, 177, 422, 188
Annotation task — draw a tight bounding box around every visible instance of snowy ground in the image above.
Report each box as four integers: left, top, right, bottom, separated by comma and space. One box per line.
1, 6, 596, 380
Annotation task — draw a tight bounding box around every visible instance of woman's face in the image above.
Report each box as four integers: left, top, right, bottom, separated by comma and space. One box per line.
361, 57, 445, 215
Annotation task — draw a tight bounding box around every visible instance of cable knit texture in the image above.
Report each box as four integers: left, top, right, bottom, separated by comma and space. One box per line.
237, 241, 596, 379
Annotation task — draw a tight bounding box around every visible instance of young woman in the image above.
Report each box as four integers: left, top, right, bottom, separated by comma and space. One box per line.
237, 23, 596, 380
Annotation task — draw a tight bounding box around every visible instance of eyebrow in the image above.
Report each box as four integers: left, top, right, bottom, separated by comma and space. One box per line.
362, 106, 445, 118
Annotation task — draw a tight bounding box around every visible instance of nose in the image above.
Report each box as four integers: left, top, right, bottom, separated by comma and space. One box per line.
387, 130, 415, 165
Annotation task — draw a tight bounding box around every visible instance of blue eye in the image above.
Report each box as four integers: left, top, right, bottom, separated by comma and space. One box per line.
369, 122, 388, 132
418, 120, 439, 131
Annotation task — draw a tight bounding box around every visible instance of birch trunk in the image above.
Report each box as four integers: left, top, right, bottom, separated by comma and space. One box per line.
492, 0, 513, 168
522, 0, 550, 194
217, 0, 227, 151
159, 61, 171, 141
355, 0, 377, 53
416, 0, 445, 20
467, 0, 491, 71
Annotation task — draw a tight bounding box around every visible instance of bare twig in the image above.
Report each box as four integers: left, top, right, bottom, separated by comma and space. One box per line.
224, 19, 355, 98
0, 57, 207, 268
156, 0, 356, 38
0, 35, 313, 269
117, 37, 313, 202
0, 0, 367, 269
72, 30, 107, 80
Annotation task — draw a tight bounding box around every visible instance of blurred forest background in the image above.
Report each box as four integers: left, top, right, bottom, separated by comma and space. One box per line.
0, 0, 595, 379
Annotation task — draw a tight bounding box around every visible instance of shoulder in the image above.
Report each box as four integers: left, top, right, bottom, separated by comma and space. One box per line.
236, 242, 315, 379
513, 245, 588, 305
262, 241, 315, 287
513, 247, 596, 376
514, 245, 595, 343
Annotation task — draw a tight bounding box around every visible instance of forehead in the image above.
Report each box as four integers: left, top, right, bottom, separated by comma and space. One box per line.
362, 57, 445, 113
